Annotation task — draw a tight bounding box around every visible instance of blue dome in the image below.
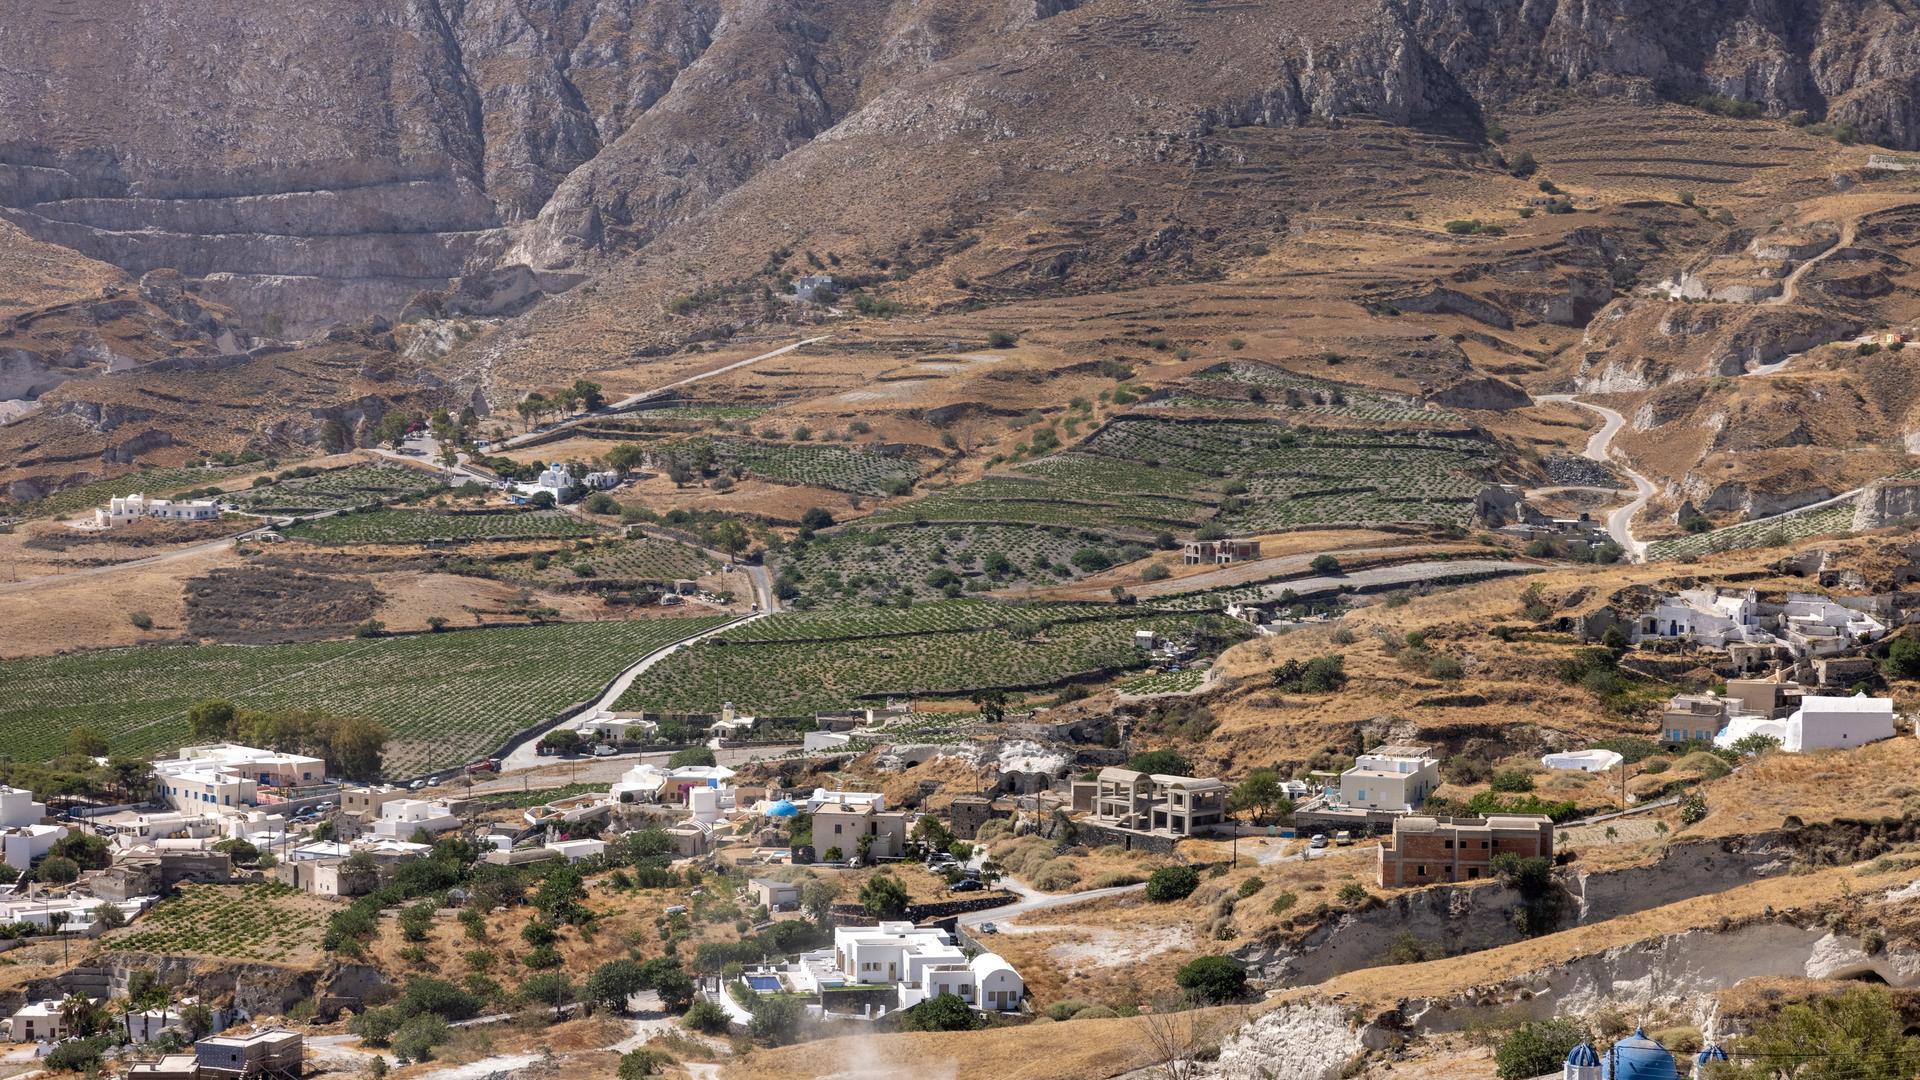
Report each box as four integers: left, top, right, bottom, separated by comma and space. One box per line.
1696, 1045, 1728, 1064
1568, 1043, 1602, 1067
1603, 1030, 1680, 1080
764, 800, 799, 818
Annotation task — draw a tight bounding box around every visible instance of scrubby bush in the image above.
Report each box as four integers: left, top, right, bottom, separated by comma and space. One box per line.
1032, 859, 1081, 892
1175, 955, 1246, 1004
1495, 1019, 1589, 1080
1146, 865, 1201, 902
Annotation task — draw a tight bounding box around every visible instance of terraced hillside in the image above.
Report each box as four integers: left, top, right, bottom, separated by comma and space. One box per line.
774, 523, 1153, 605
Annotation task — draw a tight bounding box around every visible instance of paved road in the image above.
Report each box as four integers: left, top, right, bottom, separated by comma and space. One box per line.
957, 876, 1147, 929
1534, 394, 1653, 561
1249, 558, 1539, 602
485, 335, 832, 452
497, 611, 771, 772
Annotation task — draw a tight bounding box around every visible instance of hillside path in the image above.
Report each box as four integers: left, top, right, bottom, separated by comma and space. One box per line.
1534, 394, 1652, 561
486, 334, 831, 451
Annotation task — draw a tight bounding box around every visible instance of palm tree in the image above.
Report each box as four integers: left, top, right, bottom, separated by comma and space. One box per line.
58, 992, 93, 1038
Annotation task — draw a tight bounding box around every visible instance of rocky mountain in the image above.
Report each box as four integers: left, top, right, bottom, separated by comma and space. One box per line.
5, 0, 1920, 337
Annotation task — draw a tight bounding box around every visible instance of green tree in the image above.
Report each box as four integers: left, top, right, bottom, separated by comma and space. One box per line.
1174, 955, 1246, 1004
186, 698, 238, 741
748, 994, 803, 1045
372, 410, 412, 450
180, 1004, 215, 1041
571, 379, 606, 411
37, 856, 79, 885
518, 973, 575, 1020
969, 687, 1008, 723
1717, 984, 1920, 1079
617, 1048, 674, 1079
668, 745, 717, 768
800, 878, 841, 924
902, 993, 982, 1031
1231, 769, 1287, 822
1495, 1019, 1589, 1080
1884, 635, 1920, 679
1145, 865, 1200, 902
606, 442, 648, 476
585, 959, 647, 1015
1127, 748, 1191, 776
859, 873, 910, 919
64, 726, 109, 759
1310, 554, 1341, 573
709, 519, 750, 559
683, 999, 731, 1034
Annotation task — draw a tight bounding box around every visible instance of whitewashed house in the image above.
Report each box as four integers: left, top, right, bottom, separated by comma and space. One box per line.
1716, 693, 1898, 752
153, 744, 325, 814
93, 493, 220, 529
371, 799, 461, 840
0, 787, 65, 871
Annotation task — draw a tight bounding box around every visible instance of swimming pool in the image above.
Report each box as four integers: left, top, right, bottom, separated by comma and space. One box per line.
746, 975, 782, 992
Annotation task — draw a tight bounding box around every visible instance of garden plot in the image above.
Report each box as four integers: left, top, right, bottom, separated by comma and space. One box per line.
1116, 667, 1208, 695
0, 616, 731, 774
230, 463, 448, 513
483, 535, 717, 587
14, 464, 242, 519
111, 882, 331, 963
775, 523, 1150, 605
1645, 502, 1856, 561
616, 606, 1236, 715
1171, 362, 1464, 424
285, 508, 604, 545
658, 436, 919, 495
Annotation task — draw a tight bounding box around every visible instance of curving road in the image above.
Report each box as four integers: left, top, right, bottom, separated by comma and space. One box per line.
498, 610, 769, 772
1534, 394, 1653, 562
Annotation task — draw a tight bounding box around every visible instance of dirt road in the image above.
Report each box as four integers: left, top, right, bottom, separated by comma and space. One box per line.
1534, 394, 1653, 561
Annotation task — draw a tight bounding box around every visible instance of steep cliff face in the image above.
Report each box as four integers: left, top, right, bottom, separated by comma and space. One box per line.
6, 0, 1920, 337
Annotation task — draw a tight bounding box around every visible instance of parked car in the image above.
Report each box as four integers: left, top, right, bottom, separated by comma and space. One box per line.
949, 878, 983, 893
1308, 833, 1328, 849
409, 779, 427, 790
591, 744, 618, 757
977, 922, 998, 934
1334, 830, 1353, 846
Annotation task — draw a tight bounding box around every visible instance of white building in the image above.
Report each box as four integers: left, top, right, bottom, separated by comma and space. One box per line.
803, 730, 855, 752
1337, 745, 1440, 812
579, 713, 656, 743
371, 799, 461, 840
153, 745, 325, 815
800, 788, 885, 814
712, 702, 757, 738
92, 493, 220, 529
818, 922, 1023, 1013
1715, 693, 1898, 752
545, 838, 606, 863
0, 787, 64, 871
1634, 589, 1770, 647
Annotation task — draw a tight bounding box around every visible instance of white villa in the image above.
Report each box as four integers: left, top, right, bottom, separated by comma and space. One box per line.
371, 799, 461, 840
610, 763, 737, 805
92, 493, 220, 529
781, 923, 1024, 1013
153, 744, 326, 814
1337, 745, 1441, 812
1715, 693, 1898, 753
0, 786, 65, 871
799, 788, 885, 814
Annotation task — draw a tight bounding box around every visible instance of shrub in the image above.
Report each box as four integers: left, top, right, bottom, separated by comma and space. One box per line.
1310, 554, 1341, 573
1236, 876, 1265, 899
1267, 891, 1298, 916
1337, 882, 1369, 905
986, 330, 1017, 349
129, 610, 155, 630
1146, 865, 1201, 902
618, 1049, 676, 1078
1174, 955, 1246, 1004
1033, 860, 1081, 891
901, 992, 982, 1032
1679, 792, 1708, 825
1495, 1018, 1589, 1080
1045, 999, 1092, 1022
684, 999, 731, 1034
1488, 769, 1535, 793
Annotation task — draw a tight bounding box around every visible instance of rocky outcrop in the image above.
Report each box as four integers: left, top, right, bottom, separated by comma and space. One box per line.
1428, 376, 1532, 411
1851, 477, 1920, 530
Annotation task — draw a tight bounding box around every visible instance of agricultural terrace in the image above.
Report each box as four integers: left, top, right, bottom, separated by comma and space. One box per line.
1646, 502, 1856, 561
1116, 666, 1208, 695
615, 601, 1243, 714
657, 435, 919, 495
1158, 362, 1466, 424
0, 616, 731, 775
229, 462, 448, 513
1083, 418, 1493, 532
284, 507, 604, 545
864, 472, 1216, 533
774, 523, 1153, 605
110, 883, 330, 963
473, 535, 717, 587
12, 464, 243, 519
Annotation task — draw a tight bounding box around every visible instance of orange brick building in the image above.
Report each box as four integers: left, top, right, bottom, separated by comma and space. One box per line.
1376, 814, 1554, 888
